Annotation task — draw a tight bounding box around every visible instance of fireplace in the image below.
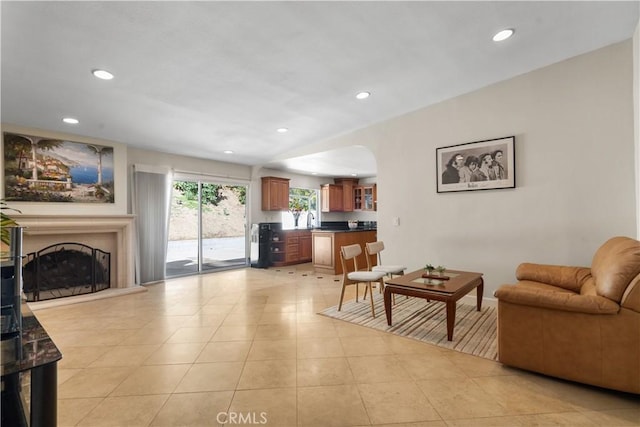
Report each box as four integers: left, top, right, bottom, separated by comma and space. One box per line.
23, 242, 111, 302
15, 215, 136, 296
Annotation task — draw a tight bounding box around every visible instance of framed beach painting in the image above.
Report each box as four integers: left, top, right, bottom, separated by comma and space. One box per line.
436, 136, 515, 193
3, 131, 115, 203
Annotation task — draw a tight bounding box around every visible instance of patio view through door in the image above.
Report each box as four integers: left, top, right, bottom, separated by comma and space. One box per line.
166, 179, 248, 277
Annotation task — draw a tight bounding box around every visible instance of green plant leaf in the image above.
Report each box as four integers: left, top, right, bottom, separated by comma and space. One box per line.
1, 199, 21, 246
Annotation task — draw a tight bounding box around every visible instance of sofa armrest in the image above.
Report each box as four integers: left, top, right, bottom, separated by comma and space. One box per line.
516, 263, 591, 292
494, 285, 619, 314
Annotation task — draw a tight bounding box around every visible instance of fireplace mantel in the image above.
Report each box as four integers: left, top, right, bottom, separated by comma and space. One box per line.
16, 215, 136, 289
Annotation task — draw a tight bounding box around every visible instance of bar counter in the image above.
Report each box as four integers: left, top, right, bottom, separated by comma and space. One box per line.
312, 228, 377, 275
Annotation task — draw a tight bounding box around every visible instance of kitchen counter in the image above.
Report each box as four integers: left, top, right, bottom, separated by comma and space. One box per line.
312, 229, 377, 275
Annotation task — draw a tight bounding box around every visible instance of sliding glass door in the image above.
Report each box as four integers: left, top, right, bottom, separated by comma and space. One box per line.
200, 183, 247, 271
166, 180, 199, 276
166, 180, 248, 277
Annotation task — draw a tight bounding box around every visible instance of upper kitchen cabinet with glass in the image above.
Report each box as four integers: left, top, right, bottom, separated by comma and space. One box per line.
261, 176, 290, 211
355, 184, 377, 211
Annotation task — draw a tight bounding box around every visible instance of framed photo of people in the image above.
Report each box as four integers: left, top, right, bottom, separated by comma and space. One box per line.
436, 136, 515, 193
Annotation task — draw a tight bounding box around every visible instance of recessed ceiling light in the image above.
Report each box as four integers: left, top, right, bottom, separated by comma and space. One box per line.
62, 117, 79, 124
277, 128, 288, 133
356, 91, 370, 100
92, 69, 114, 80
223, 150, 233, 154
492, 29, 514, 42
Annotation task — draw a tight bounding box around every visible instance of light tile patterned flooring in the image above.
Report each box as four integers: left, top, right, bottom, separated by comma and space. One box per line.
34, 264, 639, 426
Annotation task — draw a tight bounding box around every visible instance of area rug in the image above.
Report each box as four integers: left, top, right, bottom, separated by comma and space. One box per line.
319, 293, 497, 360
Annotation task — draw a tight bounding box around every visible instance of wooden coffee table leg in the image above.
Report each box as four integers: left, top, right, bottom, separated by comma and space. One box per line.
476, 278, 484, 311
446, 301, 455, 341
384, 287, 393, 326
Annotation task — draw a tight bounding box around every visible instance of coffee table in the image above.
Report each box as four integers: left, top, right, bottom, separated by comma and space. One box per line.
383, 269, 484, 341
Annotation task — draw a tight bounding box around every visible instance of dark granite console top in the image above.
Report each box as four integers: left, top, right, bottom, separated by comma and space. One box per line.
1, 303, 62, 377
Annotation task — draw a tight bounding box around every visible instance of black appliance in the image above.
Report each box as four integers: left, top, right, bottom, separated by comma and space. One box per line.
250, 223, 277, 268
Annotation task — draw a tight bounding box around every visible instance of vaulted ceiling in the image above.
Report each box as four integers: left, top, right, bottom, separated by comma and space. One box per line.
2, 1, 638, 177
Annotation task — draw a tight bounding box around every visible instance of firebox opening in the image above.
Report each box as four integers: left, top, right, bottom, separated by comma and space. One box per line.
23, 243, 110, 302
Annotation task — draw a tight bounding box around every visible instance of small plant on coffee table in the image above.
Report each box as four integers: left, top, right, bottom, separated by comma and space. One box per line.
435, 265, 446, 276
424, 264, 435, 275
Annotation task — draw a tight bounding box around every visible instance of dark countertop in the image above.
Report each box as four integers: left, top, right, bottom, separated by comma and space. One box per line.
268, 221, 377, 233
280, 227, 376, 232
311, 228, 377, 233
1, 303, 62, 377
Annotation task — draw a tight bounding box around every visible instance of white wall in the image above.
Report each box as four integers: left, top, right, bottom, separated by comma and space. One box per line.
313, 40, 636, 299
127, 147, 253, 184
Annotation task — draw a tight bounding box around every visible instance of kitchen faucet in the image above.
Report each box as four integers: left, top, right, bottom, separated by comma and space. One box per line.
306, 212, 315, 228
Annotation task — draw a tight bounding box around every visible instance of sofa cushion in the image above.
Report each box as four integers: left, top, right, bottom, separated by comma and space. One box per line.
591, 236, 640, 303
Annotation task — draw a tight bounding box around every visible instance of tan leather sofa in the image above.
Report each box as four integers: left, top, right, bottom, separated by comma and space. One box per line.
494, 236, 640, 394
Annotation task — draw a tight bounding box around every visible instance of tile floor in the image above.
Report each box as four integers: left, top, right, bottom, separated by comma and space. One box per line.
33, 264, 639, 426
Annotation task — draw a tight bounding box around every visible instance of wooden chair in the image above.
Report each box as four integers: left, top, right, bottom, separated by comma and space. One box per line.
365, 241, 407, 278
338, 244, 386, 317
365, 241, 407, 302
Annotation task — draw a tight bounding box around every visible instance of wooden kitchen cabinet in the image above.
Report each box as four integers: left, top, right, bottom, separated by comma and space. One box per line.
355, 184, 377, 211
299, 233, 312, 262
354, 186, 363, 210
321, 184, 343, 212
334, 178, 357, 212
312, 232, 334, 272
272, 230, 312, 266
261, 176, 290, 211
363, 184, 377, 211
285, 233, 299, 263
